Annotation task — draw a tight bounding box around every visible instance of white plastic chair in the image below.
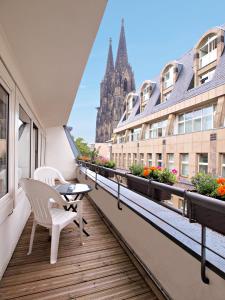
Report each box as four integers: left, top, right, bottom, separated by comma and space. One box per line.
33, 166, 68, 186
20, 178, 83, 264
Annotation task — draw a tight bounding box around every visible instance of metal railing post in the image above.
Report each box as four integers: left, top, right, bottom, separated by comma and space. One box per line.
115, 174, 122, 210
201, 225, 210, 284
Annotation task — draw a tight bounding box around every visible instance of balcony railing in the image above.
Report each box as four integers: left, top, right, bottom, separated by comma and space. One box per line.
77, 160, 225, 285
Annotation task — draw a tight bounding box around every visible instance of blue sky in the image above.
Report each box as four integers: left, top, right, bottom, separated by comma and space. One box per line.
68, 0, 225, 144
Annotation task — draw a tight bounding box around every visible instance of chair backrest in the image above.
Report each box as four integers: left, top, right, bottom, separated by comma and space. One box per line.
34, 166, 66, 186
20, 178, 62, 226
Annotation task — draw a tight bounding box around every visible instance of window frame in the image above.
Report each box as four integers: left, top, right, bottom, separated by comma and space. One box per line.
198, 153, 208, 174
139, 153, 144, 166
167, 153, 175, 171
156, 153, 163, 168
147, 153, 152, 167
221, 153, 225, 177
177, 105, 214, 134
180, 153, 189, 177
0, 83, 9, 199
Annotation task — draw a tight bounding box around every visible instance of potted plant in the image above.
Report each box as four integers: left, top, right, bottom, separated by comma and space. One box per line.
188, 173, 225, 234
127, 164, 177, 201
95, 157, 116, 178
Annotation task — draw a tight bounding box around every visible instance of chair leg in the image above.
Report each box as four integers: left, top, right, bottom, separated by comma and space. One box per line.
27, 220, 37, 255
79, 216, 84, 245
50, 225, 60, 264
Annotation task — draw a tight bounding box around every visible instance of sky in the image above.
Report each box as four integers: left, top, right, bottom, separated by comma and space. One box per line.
68, 0, 225, 144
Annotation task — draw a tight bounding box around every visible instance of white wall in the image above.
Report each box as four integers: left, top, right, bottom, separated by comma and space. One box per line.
0, 26, 44, 280
45, 127, 76, 180
77, 170, 225, 300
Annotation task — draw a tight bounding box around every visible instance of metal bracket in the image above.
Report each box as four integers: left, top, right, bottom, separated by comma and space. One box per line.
95, 168, 98, 190
201, 225, 210, 284
85, 164, 88, 180
115, 174, 122, 210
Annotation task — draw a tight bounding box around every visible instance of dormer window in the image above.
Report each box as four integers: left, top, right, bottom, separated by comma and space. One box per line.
193, 28, 224, 87
199, 34, 217, 68
124, 92, 138, 119
140, 81, 155, 112
159, 62, 180, 104
163, 66, 174, 89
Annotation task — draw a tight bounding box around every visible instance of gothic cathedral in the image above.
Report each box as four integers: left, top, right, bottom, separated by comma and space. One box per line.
95, 20, 135, 143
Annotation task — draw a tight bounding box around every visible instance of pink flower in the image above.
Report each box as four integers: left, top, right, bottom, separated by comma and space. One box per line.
157, 166, 162, 170
172, 169, 177, 174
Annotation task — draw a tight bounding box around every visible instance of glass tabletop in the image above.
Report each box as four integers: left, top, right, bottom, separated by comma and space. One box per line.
54, 183, 92, 195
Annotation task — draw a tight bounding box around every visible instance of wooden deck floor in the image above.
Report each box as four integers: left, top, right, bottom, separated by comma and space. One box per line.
0, 198, 158, 300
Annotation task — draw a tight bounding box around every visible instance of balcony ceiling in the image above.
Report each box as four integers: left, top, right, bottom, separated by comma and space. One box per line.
0, 0, 107, 127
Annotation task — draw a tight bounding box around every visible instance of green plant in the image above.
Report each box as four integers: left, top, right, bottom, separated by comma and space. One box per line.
90, 148, 99, 163
104, 160, 116, 169
191, 173, 218, 197
158, 168, 176, 185
129, 164, 144, 176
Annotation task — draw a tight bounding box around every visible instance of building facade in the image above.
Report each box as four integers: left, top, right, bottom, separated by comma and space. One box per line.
112, 25, 225, 182
95, 20, 135, 143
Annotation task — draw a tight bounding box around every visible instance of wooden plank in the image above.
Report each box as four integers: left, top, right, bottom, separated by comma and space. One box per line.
4, 247, 125, 277
0, 197, 159, 300
12, 271, 142, 300
1, 253, 129, 287
76, 280, 150, 300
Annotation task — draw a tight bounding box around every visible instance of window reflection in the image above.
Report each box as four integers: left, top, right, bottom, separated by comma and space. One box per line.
0, 85, 8, 198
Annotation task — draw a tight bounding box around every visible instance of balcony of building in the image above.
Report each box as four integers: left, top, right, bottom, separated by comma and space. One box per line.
0, 2, 225, 300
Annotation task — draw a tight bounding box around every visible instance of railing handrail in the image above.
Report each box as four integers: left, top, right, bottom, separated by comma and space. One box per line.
77, 159, 225, 217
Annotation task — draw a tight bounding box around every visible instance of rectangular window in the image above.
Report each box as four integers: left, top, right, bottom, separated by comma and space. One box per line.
0, 85, 9, 198
180, 153, 189, 177
163, 66, 174, 89
156, 153, 163, 167
118, 153, 122, 167
198, 153, 208, 174
133, 153, 137, 165
133, 128, 141, 142
177, 105, 214, 134
167, 153, 174, 171
199, 35, 217, 68
123, 153, 126, 168
200, 69, 215, 85
18, 105, 31, 182
221, 154, 225, 177
150, 120, 167, 138
140, 153, 144, 166
128, 153, 131, 167
147, 153, 152, 167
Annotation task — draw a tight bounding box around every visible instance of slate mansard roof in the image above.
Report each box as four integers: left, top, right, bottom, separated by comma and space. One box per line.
117, 25, 225, 129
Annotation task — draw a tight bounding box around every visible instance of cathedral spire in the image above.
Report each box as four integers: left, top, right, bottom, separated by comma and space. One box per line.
105, 37, 114, 76
115, 18, 128, 71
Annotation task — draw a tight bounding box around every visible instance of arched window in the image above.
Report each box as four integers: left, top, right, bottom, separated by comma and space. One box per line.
193, 28, 224, 87
199, 34, 217, 68
140, 81, 155, 112
160, 62, 180, 104
163, 65, 174, 89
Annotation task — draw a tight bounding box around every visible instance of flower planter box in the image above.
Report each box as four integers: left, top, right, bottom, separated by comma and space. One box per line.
126, 174, 171, 201
187, 191, 225, 235
97, 167, 115, 178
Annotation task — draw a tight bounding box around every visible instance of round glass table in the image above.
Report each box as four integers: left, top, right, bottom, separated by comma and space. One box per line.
54, 183, 92, 236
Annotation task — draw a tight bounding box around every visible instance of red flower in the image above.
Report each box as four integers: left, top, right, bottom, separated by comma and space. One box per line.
217, 178, 225, 185
143, 169, 150, 177
217, 185, 225, 196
